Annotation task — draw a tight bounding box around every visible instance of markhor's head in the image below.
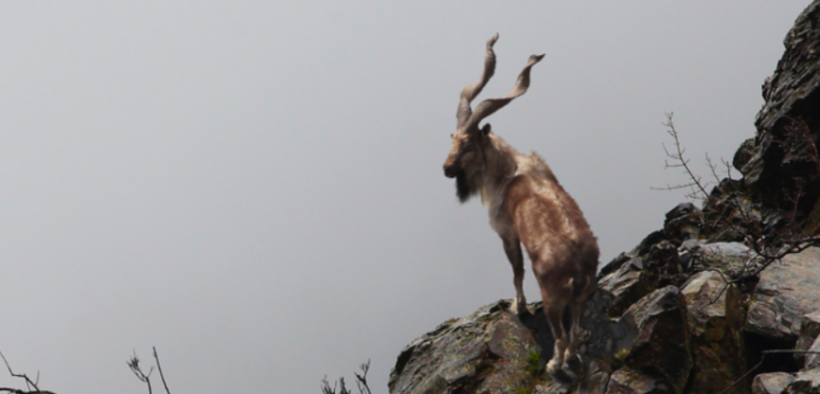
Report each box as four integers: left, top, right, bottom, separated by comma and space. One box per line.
441, 33, 543, 203
444, 123, 491, 203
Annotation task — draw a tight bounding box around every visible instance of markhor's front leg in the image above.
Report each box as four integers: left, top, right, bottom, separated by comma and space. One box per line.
501, 235, 528, 314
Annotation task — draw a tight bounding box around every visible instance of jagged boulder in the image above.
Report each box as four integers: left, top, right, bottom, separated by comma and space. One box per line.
619, 286, 692, 394
598, 253, 654, 319
745, 247, 820, 341
687, 242, 760, 274
681, 270, 748, 394
388, 300, 539, 394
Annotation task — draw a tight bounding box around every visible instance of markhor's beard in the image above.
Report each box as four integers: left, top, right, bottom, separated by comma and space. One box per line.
456, 170, 479, 204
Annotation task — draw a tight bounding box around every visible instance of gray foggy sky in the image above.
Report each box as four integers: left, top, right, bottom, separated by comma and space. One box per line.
0, 2, 810, 393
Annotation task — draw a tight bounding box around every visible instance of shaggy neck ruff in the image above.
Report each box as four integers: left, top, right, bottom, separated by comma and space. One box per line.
478, 135, 519, 208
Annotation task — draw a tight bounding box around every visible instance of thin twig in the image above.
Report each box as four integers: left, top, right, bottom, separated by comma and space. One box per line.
153, 347, 171, 394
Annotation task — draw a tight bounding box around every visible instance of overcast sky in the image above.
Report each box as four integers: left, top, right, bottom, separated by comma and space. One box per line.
0, 2, 812, 393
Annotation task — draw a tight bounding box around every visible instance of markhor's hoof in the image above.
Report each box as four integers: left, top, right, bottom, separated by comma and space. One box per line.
513, 303, 531, 316
563, 355, 583, 376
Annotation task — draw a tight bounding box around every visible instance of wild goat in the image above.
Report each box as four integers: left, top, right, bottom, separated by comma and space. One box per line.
442, 34, 599, 376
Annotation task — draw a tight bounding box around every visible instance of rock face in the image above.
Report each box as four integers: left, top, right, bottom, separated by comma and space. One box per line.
739, 0, 820, 231
388, 241, 802, 394
388, 2, 820, 394
389, 248, 820, 394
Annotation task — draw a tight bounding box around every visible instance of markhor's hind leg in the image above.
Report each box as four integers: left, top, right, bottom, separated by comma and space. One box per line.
563, 300, 585, 372
543, 301, 567, 375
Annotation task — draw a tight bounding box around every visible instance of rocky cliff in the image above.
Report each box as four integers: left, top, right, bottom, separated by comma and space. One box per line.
389, 1, 820, 393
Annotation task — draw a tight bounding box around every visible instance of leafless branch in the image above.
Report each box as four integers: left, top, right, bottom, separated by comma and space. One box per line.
128, 350, 154, 394
321, 376, 351, 394
320, 360, 373, 394
0, 351, 40, 393
354, 360, 372, 394
0, 351, 56, 394
651, 112, 713, 200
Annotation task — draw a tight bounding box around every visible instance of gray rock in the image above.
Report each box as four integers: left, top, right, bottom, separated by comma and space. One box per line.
752, 372, 796, 394
598, 256, 654, 319
745, 247, 820, 341
784, 368, 820, 393
698, 242, 760, 273
604, 368, 671, 394
681, 271, 747, 394
676, 241, 763, 279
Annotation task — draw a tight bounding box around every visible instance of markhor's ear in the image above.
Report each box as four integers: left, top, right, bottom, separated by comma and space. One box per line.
481, 123, 492, 136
